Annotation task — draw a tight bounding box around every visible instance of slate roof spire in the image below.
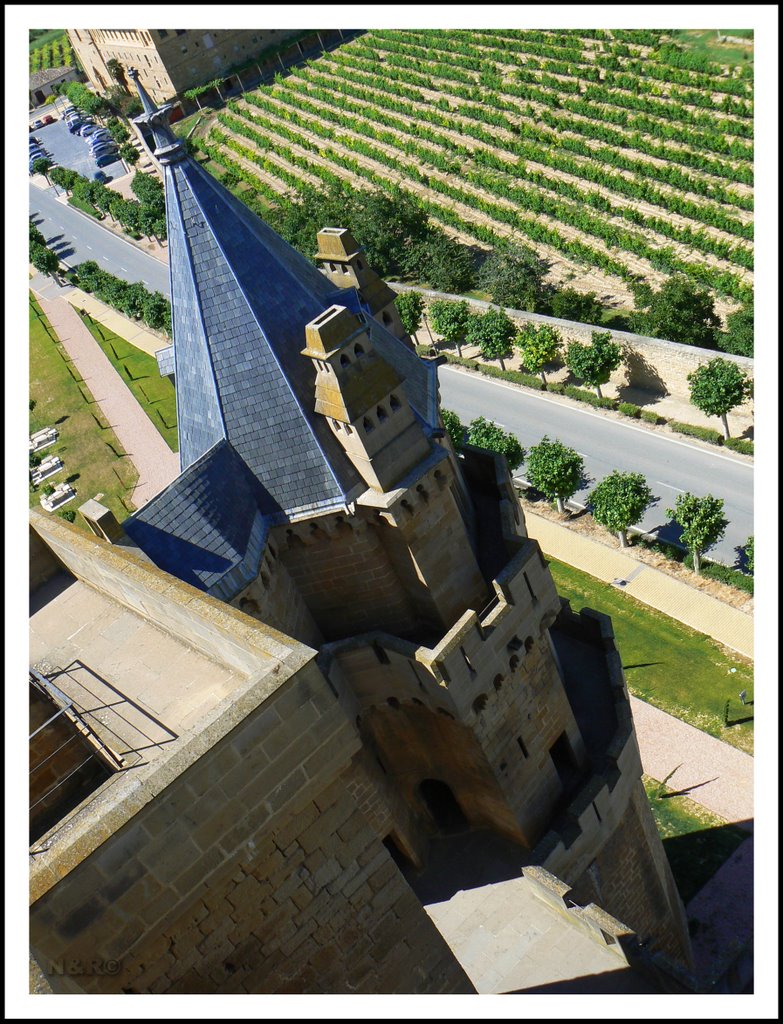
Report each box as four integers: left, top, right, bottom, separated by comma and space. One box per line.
122, 80, 439, 598
127, 66, 186, 164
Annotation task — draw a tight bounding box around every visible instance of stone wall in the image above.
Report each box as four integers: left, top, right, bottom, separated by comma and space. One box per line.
29, 656, 472, 994
391, 283, 754, 405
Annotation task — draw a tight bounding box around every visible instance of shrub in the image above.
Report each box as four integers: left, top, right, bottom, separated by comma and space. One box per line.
564, 385, 616, 409
641, 410, 665, 425
618, 401, 642, 418
545, 381, 565, 394
683, 555, 754, 594
669, 421, 724, 445
42, 484, 55, 496
29, 398, 36, 412
58, 509, 77, 523
723, 437, 754, 455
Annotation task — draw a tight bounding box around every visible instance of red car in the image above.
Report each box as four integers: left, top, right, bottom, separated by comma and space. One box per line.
41, 115, 56, 125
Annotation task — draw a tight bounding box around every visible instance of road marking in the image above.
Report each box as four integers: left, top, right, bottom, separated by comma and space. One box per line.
440, 365, 754, 469
655, 481, 686, 493
102, 256, 110, 261
86, 245, 93, 250
120, 267, 128, 272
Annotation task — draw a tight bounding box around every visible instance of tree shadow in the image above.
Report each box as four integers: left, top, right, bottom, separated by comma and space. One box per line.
65, 473, 80, 483
739, 424, 754, 440
618, 346, 668, 398
54, 414, 69, 424
733, 543, 751, 572
660, 777, 718, 798
623, 662, 663, 670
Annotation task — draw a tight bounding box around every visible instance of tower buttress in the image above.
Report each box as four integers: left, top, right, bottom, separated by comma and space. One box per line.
302, 305, 431, 492
315, 228, 413, 348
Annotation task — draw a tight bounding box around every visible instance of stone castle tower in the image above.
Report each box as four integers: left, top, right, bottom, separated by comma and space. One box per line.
28, 73, 693, 994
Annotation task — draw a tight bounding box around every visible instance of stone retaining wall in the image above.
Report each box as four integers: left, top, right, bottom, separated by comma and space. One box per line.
390, 283, 754, 407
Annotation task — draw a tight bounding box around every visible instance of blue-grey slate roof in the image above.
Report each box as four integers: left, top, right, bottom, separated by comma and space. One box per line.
123, 439, 269, 598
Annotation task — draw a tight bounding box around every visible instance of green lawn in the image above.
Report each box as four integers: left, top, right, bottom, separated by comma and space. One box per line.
29, 294, 138, 525
547, 558, 753, 754
643, 776, 748, 906
75, 312, 179, 452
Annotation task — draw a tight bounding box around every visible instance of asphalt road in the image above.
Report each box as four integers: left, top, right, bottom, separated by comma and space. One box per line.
439, 365, 754, 568
29, 182, 171, 296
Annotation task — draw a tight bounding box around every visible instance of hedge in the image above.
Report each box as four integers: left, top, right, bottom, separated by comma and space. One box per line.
669, 420, 724, 445
435, 350, 546, 389
618, 401, 642, 418
563, 385, 617, 409
641, 409, 665, 425
683, 554, 754, 594
723, 436, 754, 455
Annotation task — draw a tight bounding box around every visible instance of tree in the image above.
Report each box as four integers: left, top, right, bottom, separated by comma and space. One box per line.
687, 357, 752, 439
515, 323, 562, 383
666, 492, 728, 575
588, 471, 655, 547
566, 330, 622, 398
466, 416, 525, 471
440, 409, 465, 450
477, 242, 552, 313
106, 58, 127, 91
744, 536, 754, 575
631, 274, 721, 349
718, 301, 753, 358
31, 157, 52, 182
550, 288, 604, 325
107, 117, 131, 144
50, 166, 78, 194
410, 231, 475, 294
30, 242, 60, 279
466, 307, 515, 371
29, 219, 45, 246
394, 291, 424, 339
526, 436, 584, 514
119, 143, 140, 166
428, 299, 471, 357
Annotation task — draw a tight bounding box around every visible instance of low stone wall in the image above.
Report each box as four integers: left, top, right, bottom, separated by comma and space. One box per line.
389, 283, 754, 406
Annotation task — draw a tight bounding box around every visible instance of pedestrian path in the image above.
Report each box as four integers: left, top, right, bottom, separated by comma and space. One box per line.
32, 285, 179, 508
525, 512, 754, 660
630, 696, 753, 828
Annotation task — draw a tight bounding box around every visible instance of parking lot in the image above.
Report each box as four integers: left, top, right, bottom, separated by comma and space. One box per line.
30, 116, 126, 182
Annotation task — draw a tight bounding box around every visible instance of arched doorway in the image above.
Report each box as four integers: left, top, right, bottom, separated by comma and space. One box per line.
419, 779, 468, 832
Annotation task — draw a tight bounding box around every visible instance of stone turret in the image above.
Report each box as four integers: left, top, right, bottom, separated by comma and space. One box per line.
302, 305, 431, 492
315, 228, 412, 347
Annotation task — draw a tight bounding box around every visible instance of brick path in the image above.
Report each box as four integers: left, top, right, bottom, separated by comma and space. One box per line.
32, 282, 180, 508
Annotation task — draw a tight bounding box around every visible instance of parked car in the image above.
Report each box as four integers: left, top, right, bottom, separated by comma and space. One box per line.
92, 148, 119, 163
41, 115, 55, 125
89, 133, 112, 147
67, 121, 85, 134
29, 150, 47, 162
92, 170, 110, 184
31, 118, 44, 129
29, 135, 41, 145
95, 153, 118, 168
79, 124, 99, 137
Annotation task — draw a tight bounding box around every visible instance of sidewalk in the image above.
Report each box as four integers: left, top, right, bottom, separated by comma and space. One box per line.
31, 281, 180, 508
525, 512, 754, 660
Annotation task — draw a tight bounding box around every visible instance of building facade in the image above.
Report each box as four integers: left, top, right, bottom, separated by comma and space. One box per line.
66, 28, 302, 104
28, 75, 695, 995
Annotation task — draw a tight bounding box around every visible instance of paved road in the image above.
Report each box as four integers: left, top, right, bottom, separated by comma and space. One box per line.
439, 365, 753, 567
29, 183, 170, 296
